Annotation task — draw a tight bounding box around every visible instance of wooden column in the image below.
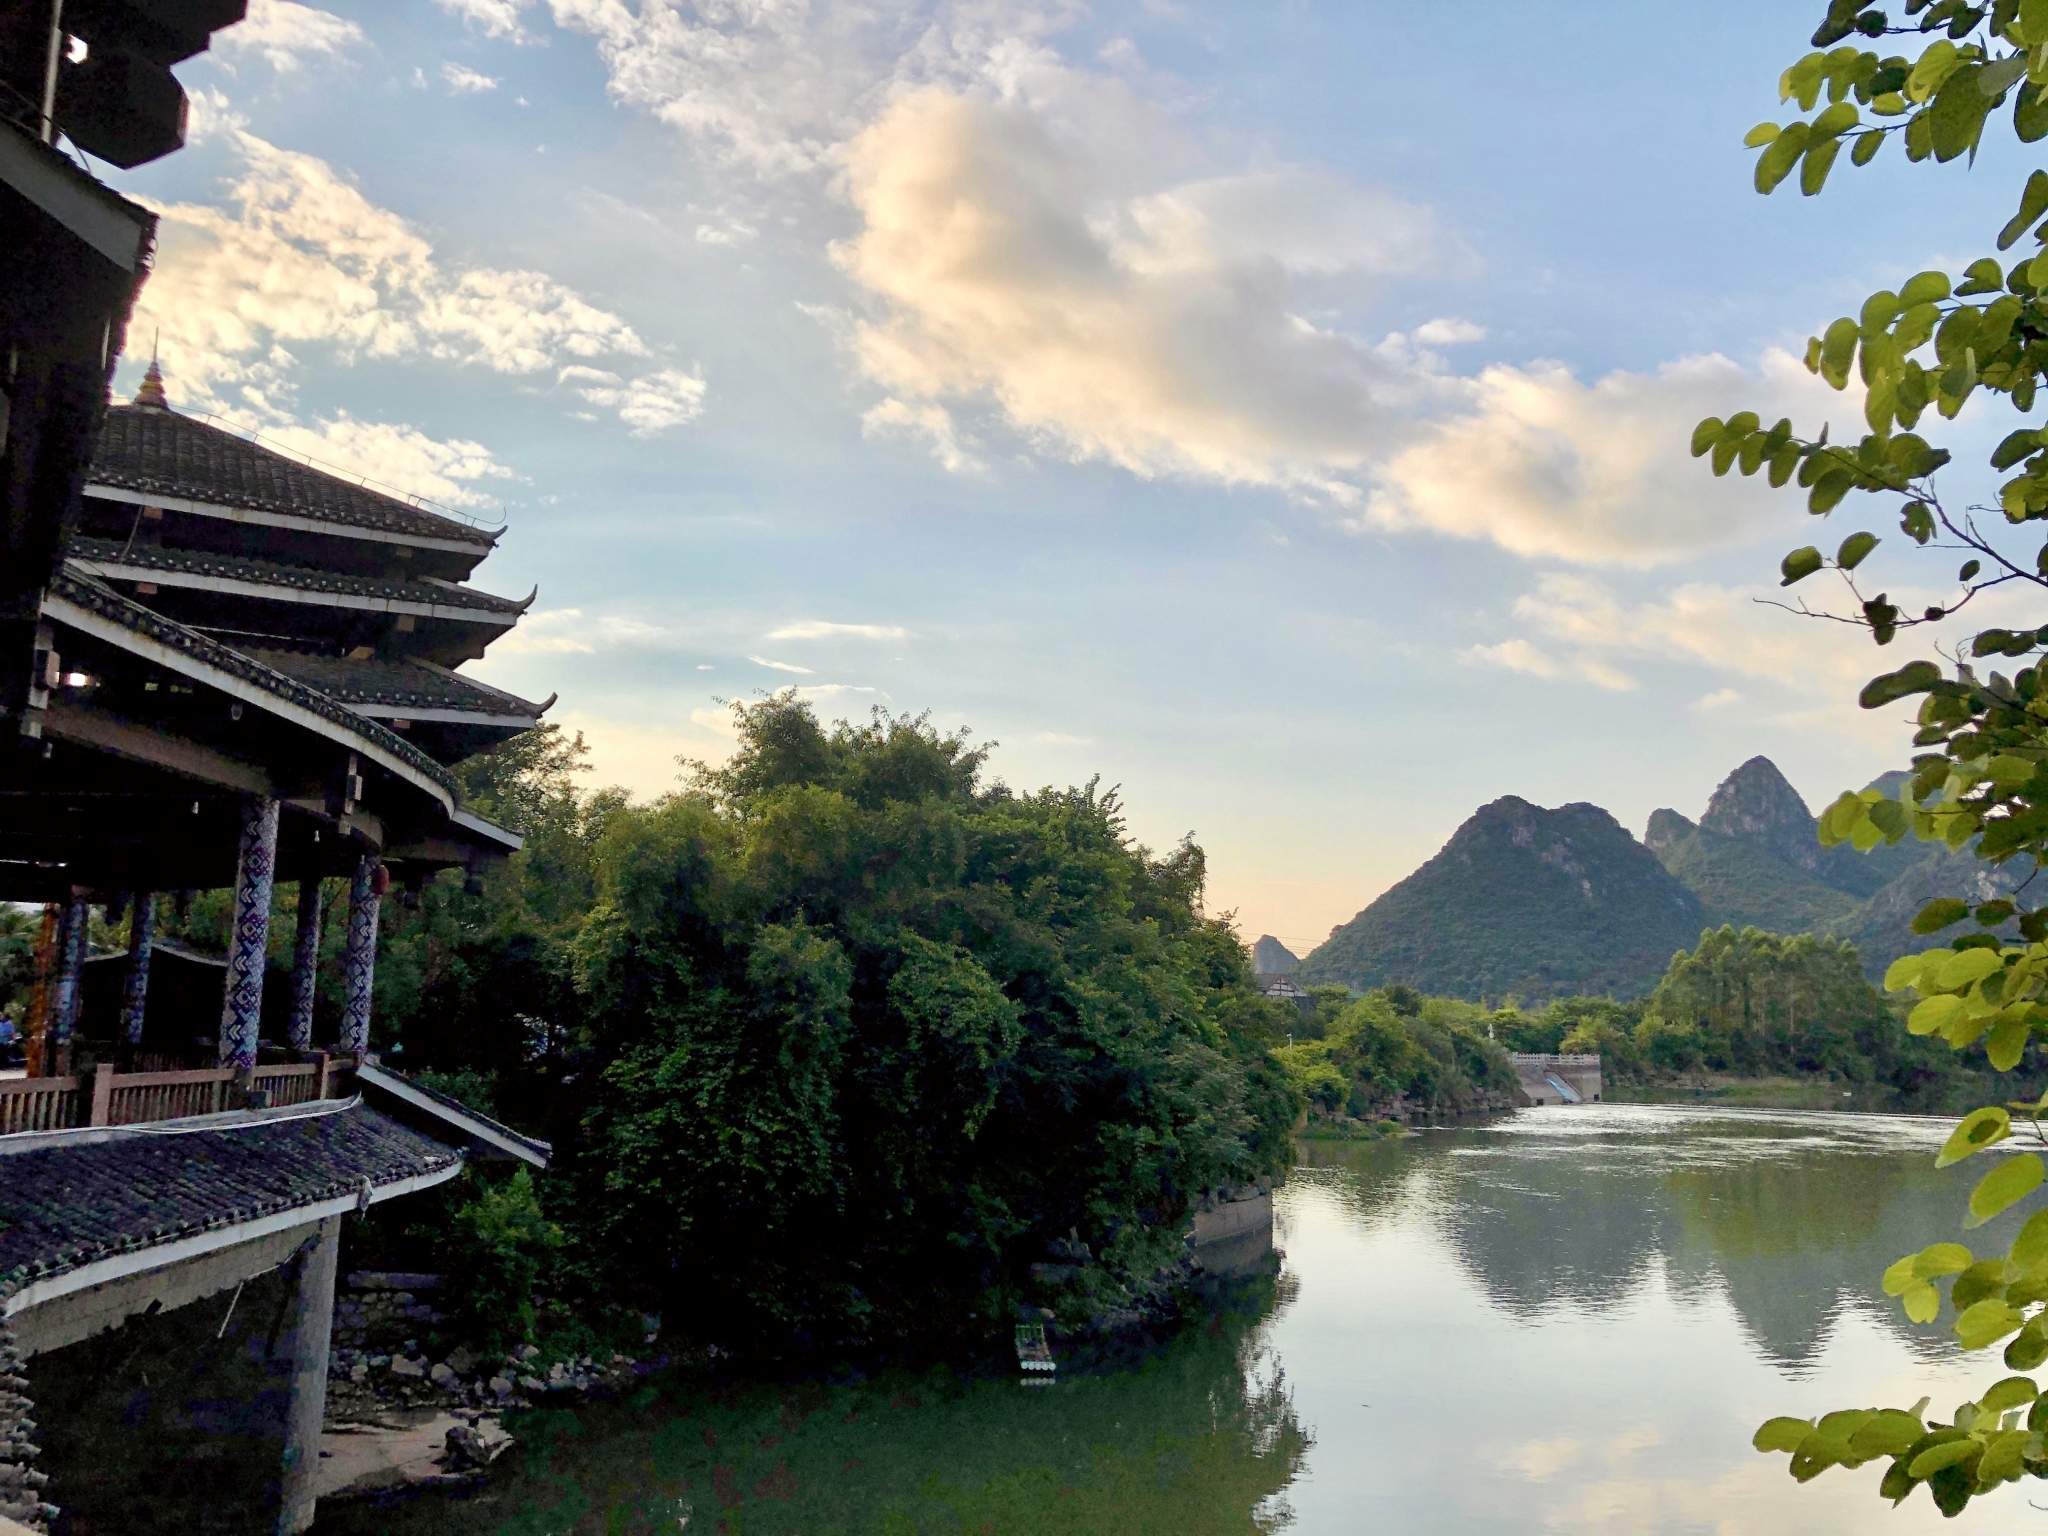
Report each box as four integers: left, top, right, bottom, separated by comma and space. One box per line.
287, 878, 322, 1052
47, 890, 87, 1076
275, 1215, 341, 1535
218, 798, 280, 1072
340, 856, 382, 1054
120, 890, 155, 1045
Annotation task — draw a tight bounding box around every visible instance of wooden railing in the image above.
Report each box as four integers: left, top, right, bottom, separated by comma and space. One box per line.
0, 1077, 83, 1135
0, 1054, 356, 1136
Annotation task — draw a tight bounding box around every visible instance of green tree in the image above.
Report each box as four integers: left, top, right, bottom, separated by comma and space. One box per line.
1700, 1, 2048, 1511
559, 695, 1299, 1350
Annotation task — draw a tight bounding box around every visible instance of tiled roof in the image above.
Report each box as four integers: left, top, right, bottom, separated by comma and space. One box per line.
242, 650, 547, 718
358, 1064, 552, 1167
49, 570, 461, 800
66, 538, 527, 615
0, 1106, 458, 1284
90, 407, 497, 548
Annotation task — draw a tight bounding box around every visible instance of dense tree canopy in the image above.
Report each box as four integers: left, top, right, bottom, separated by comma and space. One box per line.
370, 699, 1299, 1354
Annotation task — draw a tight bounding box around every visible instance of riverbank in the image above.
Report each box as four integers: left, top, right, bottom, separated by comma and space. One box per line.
1603, 1073, 2017, 1114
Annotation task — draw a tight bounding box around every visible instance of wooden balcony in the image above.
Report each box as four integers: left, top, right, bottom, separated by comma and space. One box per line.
0, 1056, 359, 1136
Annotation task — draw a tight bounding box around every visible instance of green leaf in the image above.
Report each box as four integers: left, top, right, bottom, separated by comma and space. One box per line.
1909, 1438, 1982, 1477
1989, 1015, 2032, 1071
1969, 1154, 2046, 1226
1911, 994, 1966, 1034
2006, 1314, 2048, 1369
1903, 500, 1937, 542
1884, 1253, 1920, 1294
1848, 1410, 1927, 1458
1885, 951, 1932, 990
1690, 417, 1723, 457
1755, 1416, 1816, 1452
1993, 429, 2041, 469
1982, 1376, 2039, 1412
1916, 1242, 1976, 1279
2010, 1207, 2048, 1267
1863, 660, 1944, 708
2001, 170, 2048, 251
1781, 546, 1825, 585
1904, 1277, 1942, 1322
1758, 121, 1814, 192
1745, 121, 1783, 147
1959, 256, 2008, 294
1821, 316, 1861, 386
1803, 135, 1844, 194
1811, 467, 1857, 513
1930, 65, 1996, 161
1936, 947, 2007, 990
1901, 270, 1953, 306
1838, 530, 1880, 568
1939, 1106, 2014, 1166
1851, 126, 1886, 163
1956, 1296, 2028, 1347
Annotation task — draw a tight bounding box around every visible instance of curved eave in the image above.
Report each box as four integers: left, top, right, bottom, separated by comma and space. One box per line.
43, 575, 459, 816
66, 554, 521, 626
84, 482, 495, 558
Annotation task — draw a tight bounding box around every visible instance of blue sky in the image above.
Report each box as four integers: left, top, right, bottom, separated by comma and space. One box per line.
100, 0, 2035, 954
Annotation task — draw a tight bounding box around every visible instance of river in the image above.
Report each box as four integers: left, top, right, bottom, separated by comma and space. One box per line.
313, 1104, 2041, 1534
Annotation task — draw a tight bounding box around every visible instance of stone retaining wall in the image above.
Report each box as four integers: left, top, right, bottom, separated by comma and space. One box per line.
332, 1272, 446, 1350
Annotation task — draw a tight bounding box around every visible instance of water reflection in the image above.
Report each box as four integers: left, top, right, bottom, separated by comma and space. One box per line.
319, 1106, 2043, 1536
314, 1276, 1309, 1535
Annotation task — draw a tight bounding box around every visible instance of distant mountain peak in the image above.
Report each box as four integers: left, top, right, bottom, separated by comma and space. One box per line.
1644, 808, 1697, 853
1698, 756, 1819, 871
1252, 935, 1299, 974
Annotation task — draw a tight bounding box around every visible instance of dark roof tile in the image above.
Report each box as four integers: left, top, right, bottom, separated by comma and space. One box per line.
91, 407, 497, 548
0, 1106, 458, 1284
67, 537, 526, 615
241, 650, 546, 717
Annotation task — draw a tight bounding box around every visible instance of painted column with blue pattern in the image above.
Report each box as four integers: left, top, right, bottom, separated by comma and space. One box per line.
48, 890, 88, 1051
217, 797, 280, 1069
340, 855, 382, 1054
121, 891, 155, 1044
287, 878, 322, 1051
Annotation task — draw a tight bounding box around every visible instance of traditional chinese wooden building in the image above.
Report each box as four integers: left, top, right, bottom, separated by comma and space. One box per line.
2, 5, 554, 1523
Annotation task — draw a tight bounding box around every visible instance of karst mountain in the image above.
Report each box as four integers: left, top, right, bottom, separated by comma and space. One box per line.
1295, 755, 2015, 1001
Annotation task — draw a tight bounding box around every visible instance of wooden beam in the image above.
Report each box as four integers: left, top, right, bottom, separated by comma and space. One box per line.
42, 699, 273, 795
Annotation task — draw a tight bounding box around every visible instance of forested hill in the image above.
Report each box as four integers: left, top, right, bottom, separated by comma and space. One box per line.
1295, 797, 1705, 1002
1298, 755, 2021, 1001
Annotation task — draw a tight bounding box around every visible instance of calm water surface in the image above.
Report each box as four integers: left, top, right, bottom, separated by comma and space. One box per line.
320, 1105, 2043, 1534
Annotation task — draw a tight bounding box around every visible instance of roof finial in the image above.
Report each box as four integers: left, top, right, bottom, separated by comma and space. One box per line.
133, 333, 168, 411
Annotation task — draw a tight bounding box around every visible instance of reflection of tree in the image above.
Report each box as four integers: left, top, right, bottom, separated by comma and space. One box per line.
1405, 1116, 2002, 1374
321, 1281, 1312, 1536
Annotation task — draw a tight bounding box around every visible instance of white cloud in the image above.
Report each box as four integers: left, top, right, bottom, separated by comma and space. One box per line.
559, 365, 707, 434
1414, 317, 1485, 346
1031, 730, 1090, 744
184, 86, 248, 143
1364, 349, 1851, 566
437, 0, 536, 41
442, 61, 501, 94
861, 397, 982, 473
766, 621, 909, 641
251, 414, 515, 509
493, 608, 668, 655
1461, 638, 1637, 692
130, 130, 699, 437
748, 655, 814, 675
833, 87, 1443, 496
215, 0, 364, 71
1692, 687, 1743, 711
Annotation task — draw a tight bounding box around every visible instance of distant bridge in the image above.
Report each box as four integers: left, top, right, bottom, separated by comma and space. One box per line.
1509, 1053, 1603, 1106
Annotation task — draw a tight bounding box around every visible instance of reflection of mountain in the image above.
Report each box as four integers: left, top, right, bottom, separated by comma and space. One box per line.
1403, 1116, 2007, 1374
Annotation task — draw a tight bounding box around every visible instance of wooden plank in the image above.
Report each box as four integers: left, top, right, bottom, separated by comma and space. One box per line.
88, 1064, 113, 1127
0, 1076, 80, 1095
108, 1068, 232, 1088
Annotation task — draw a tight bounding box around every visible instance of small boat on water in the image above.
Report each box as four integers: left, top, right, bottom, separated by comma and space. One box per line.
1015, 1322, 1055, 1383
